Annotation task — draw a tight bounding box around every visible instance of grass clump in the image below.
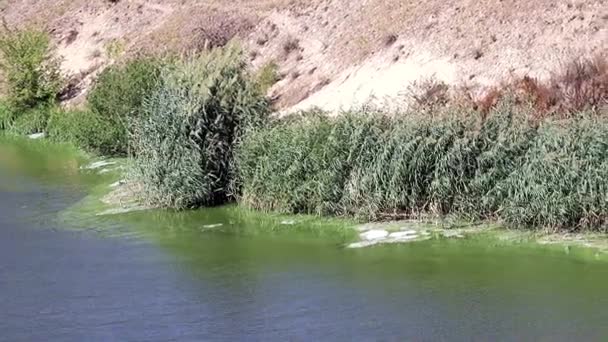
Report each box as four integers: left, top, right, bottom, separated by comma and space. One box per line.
0, 26, 62, 135
0, 101, 14, 130
87, 56, 164, 155
131, 44, 268, 209
255, 61, 280, 94
235, 102, 608, 232
9, 105, 51, 134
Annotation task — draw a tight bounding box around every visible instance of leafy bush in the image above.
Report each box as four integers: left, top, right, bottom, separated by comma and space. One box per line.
87, 56, 164, 155
0, 27, 62, 111
235, 103, 608, 231
131, 44, 269, 209
46, 107, 122, 153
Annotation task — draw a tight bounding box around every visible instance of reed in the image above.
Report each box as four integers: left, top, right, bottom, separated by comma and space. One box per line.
235, 101, 608, 231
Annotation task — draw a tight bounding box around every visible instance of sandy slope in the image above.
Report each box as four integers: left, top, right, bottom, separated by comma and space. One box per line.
1, 0, 606, 111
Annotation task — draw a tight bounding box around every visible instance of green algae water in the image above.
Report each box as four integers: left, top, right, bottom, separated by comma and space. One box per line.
2, 136, 608, 341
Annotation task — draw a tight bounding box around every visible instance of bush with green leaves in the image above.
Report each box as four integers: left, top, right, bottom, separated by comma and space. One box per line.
235, 103, 608, 232
46, 107, 123, 153
87, 56, 164, 154
131, 45, 268, 209
0, 27, 62, 111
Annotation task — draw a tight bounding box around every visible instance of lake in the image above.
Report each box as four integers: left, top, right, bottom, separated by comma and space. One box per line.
1, 136, 608, 341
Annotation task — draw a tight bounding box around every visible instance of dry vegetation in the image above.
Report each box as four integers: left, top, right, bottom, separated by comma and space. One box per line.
400, 54, 607, 121
470, 56, 607, 116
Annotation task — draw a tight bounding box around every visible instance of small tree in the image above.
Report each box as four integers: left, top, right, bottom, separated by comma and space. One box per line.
0, 24, 62, 111
87, 56, 163, 155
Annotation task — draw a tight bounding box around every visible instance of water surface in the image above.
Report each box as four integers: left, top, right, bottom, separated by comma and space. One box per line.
1, 136, 608, 341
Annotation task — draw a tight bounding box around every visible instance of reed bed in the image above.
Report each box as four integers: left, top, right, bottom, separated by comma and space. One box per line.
235, 102, 608, 232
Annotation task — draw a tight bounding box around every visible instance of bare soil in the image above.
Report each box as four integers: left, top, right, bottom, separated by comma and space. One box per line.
1, 0, 606, 111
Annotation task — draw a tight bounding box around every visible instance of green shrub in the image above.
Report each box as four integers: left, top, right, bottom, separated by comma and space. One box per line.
87, 56, 164, 155
46, 107, 122, 153
235, 104, 608, 231
131, 44, 269, 209
0, 27, 62, 111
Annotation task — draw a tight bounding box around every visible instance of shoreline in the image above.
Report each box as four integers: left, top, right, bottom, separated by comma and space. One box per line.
3, 133, 608, 261
98, 162, 608, 259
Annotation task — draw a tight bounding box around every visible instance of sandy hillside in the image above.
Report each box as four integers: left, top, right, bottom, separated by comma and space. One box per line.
1, 0, 606, 111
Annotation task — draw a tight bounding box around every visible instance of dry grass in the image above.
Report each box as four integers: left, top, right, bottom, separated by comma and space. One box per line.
405, 78, 450, 110
507, 56, 608, 115
382, 33, 398, 47
550, 56, 608, 112
281, 36, 300, 56
187, 14, 255, 51
412, 55, 608, 119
